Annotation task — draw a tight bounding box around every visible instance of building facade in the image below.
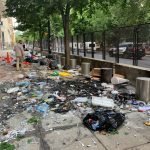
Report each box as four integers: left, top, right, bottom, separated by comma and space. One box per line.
0, 0, 15, 51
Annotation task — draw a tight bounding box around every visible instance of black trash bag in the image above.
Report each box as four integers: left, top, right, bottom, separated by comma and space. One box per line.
49, 60, 58, 70
47, 54, 54, 59
83, 110, 125, 131
32, 59, 39, 63
63, 65, 70, 70
40, 60, 46, 66
25, 57, 32, 63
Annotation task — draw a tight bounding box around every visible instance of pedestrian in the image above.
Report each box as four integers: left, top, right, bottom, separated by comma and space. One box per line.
14, 40, 24, 71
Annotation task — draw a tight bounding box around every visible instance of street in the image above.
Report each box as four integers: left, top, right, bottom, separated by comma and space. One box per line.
76, 51, 150, 69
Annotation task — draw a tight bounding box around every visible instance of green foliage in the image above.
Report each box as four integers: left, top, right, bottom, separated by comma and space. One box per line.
5, 0, 150, 41
50, 15, 64, 37
27, 116, 40, 124
91, 0, 150, 30
16, 135, 25, 141
0, 142, 15, 150
27, 138, 33, 144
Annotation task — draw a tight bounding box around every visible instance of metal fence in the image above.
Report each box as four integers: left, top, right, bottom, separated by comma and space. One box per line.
52, 24, 150, 69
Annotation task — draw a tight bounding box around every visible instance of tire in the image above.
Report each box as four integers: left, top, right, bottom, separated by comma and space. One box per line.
123, 52, 131, 59
109, 52, 113, 57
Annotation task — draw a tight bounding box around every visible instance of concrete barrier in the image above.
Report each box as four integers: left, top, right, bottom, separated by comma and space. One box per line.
53, 52, 150, 85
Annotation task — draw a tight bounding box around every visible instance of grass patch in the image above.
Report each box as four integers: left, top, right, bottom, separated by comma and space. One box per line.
0, 142, 15, 150
16, 135, 25, 141
27, 138, 33, 144
27, 116, 40, 124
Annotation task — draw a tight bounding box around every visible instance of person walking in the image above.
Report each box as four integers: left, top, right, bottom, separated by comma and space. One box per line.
14, 40, 24, 71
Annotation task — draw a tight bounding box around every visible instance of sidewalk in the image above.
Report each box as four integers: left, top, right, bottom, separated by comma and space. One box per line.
0, 64, 150, 150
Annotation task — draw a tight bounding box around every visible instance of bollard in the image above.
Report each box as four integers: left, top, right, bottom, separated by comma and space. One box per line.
61, 57, 65, 66
53, 54, 57, 59
136, 77, 150, 102
57, 55, 61, 64
101, 68, 113, 83
81, 62, 90, 76
70, 59, 77, 69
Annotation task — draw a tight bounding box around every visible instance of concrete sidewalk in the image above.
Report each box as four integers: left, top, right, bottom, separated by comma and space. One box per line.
0, 64, 150, 150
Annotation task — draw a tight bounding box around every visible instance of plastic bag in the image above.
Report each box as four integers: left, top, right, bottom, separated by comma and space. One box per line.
83, 110, 125, 131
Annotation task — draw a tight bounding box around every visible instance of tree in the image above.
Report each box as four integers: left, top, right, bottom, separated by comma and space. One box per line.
5, 0, 48, 51
6, 0, 116, 65
50, 0, 117, 65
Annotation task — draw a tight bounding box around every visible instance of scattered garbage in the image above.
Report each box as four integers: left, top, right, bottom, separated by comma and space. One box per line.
50, 71, 59, 76
27, 72, 37, 78
59, 71, 72, 77
111, 76, 129, 85
16, 81, 30, 87
138, 105, 150, 112
144, 119, 150, 126
17, 74, 24, 79
72, 97, 89, 103
7, 87, 20, 94
35, 103, 49, 115
92, 96, 115, 108
1, 54, 149, 147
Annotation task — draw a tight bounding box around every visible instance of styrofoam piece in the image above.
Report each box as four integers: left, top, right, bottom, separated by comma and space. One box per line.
92, 96, 115, 108
111, 76, 129, 85
111, 90, 119, 95
7, 87, 20, 94
72, 97, 89, 103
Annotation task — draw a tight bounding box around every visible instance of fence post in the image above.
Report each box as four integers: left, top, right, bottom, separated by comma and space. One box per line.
60, 37, 62, 52
83, 33, 86, 57
133, 27, 139, 66
77, 35, 79, 55
91, 32, 94, 58
115, 29, 120, 63
102, 31, 106, 60
57, 37, 60, 53
71, 36, 74, 54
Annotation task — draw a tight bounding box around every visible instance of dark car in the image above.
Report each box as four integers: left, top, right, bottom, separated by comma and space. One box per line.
108, 42, 145, 59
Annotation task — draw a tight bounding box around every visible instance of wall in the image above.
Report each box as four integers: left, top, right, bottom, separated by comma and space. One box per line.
53, 52, 150, 85
115, 64, 150, 85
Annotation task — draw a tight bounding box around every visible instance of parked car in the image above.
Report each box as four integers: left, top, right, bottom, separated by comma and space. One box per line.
108, 42, 145, 59
69, 42, 100, 52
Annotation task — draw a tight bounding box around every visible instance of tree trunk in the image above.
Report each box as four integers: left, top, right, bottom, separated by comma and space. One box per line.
48, 19, 51, 54
63, 16, 70, 66
33, 32, 36, 50
39, 23, 43, 51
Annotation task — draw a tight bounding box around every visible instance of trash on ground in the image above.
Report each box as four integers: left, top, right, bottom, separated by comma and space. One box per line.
83, 110, 125, 131
7, 87, 20, 94
91, 96, 115, 108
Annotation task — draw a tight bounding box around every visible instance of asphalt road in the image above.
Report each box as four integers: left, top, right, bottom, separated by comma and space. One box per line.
74, 51, 150, 69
